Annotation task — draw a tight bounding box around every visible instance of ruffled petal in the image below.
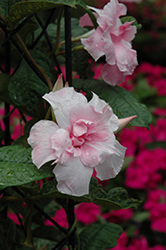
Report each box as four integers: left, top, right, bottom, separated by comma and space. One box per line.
81, 27, 105, 61
51, 128, 73, 164
114, 40, 138, 74
89, 93, 119, 132
118, 22, 137, 42
53, 157, 93, 196
81, 132, 117, 167
95, 140, 126, 180
27, 120, 59, 168
43, 87, 87, 128
101, 63, 125, 86
79, 13, 94, 27
103, 30, 115, 65
104, 0, 127, 20
110, 113, 119, 132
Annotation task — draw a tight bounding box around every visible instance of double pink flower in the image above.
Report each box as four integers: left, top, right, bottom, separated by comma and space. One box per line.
28, 87, 136, 196
81, 0, 138, 86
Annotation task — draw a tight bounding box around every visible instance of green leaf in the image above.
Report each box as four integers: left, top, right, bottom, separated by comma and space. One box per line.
0, 145, 54, 190
13, 118, 38, 148
32, 226, 64, 242
72, 50, 94, 79
73, 79, 152, 128
0, 0, 21, 18
79, 223, 123, 250
6, 0, 76, 27
132, 78, 157, 101
40, 177, 141, 210
8, 50, 50, 117
76, 0, 98, 29
0, 73, 12, 104
35, 18, 89, 47
121, 16, 142, 30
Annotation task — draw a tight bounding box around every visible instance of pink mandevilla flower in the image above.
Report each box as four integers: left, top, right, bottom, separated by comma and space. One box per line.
28, 87, 127, 196
81, 0, 138, 86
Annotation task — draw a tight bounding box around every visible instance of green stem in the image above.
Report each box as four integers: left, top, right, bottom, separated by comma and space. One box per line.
50, 7, 64, 56
24, 201, 34, 248
0, 196, 25, 205
15, 33, 53, 91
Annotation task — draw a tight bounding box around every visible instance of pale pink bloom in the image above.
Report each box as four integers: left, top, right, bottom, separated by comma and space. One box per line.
28, 87, 127, 196
81, 0, 138, 86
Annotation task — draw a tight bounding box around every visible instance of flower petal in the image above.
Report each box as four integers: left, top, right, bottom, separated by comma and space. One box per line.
101, 63, 125, 86
115, 40, 138, 73
53, 157, 93, 196
95, 140, 126, 180
27, 120, 59, 168
81, 132, 117, 167
79, 13, 94, 27
81, 27, 105, 61
103, 30, 115, 65
51, 128, 73, 164
43, 87, 87, 128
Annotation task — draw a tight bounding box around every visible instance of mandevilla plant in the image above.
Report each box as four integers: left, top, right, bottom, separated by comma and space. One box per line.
0, 0, 151, 249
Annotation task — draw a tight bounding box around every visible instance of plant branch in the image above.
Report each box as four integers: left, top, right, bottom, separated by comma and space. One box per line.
15, 33, 53, 90
0, 22, 48, 86
35, 11, 64, 78
65, 6, 72, 86
50, 7, 64, 56
67, 199, 76, 249
0, 15, 33, 48
32, 9, 55, 49
12, 186, 67, 235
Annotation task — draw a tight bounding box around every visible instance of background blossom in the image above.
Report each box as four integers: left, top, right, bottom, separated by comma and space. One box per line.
81, 0, 138, 86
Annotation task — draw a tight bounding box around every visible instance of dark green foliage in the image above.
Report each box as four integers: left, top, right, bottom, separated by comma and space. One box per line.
0, 145, 54, 190
79, 223, 123, 250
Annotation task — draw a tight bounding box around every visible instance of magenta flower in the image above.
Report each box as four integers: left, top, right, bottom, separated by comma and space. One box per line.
81, 0, 138, 86
27, 87, 128, 196
75, 202, 101, 225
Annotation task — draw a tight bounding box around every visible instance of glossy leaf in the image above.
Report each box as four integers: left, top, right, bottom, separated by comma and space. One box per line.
0, 145, 54, 190
40, 177, 141, 210
6, 0, 76, 27
8, 50, 50, 117
0, 0, 20, 18
73, 79, 152, 128
76, 0, 98, 28
33, 18, 89, 48
79, 223, 123, 250
72, 50, 94, 79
